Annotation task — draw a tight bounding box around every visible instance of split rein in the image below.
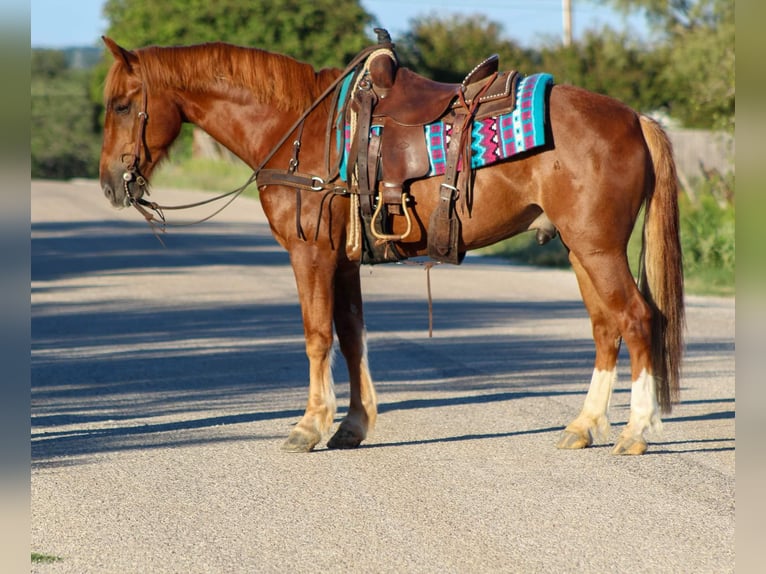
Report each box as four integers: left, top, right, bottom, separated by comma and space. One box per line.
123, 42, 393, 244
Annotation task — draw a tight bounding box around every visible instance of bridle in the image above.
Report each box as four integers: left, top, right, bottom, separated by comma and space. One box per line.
120, 84, 150, 209
116, 39, 393, 240
117, 81, 258, 239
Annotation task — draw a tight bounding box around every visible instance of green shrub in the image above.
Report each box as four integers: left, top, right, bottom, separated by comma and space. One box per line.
678, 176, 735, 295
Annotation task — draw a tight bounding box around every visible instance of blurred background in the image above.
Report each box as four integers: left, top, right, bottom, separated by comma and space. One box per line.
30, 0, 734, 294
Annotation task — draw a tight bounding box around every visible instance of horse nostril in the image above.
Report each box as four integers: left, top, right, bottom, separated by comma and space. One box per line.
103, 184, 114, 201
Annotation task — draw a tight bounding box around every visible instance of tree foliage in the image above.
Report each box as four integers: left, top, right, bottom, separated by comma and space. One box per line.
593, 0, 734, 129
396, 14, 536, 82
102, 0, 375, 69
96, 0, 377, 164
32, 61, 101, 179
31, 49, 68, 78
397, 14, 670, 118
538, 29, 672, 115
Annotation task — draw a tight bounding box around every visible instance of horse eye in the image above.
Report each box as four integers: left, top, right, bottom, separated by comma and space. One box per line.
113, 102, 131, 115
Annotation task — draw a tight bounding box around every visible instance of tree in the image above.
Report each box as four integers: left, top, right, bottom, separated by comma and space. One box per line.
97, 0, 378, 162
397, 14, 670, 117
538, 28, 672, 115
592, 0, 734, 129
31, 49, 68, 78
32, 52, 102, 179
102, 0, 376, 69
396, 14, 536, 83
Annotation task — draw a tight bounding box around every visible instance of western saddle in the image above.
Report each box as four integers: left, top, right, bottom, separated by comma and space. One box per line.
343, 29, 553, 265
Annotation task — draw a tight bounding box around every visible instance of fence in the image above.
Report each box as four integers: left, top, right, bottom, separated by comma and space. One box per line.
666, 128, 735, 184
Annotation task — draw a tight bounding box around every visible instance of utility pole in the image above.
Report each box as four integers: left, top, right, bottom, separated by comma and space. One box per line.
563, 0, 573, 46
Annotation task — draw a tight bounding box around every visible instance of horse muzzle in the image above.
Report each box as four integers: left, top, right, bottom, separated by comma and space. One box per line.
102, 169, 148, 208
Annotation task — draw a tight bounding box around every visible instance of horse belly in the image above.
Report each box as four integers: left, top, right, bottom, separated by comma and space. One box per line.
395, 162, 546, 257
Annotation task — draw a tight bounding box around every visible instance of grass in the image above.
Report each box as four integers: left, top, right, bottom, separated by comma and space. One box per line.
31, 552, 62, 563
152, 157, 257, 198
478, 232, 571, 268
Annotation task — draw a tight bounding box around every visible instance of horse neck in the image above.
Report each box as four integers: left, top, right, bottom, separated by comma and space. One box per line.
184, 96, 296, 168
150, 49, 337, 171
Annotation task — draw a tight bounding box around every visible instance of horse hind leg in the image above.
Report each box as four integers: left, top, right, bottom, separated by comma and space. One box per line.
327, 264, 377, 449
566, 251, 661, 455
557, 253, 619, 450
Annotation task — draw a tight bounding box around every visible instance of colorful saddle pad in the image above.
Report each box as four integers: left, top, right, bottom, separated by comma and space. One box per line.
338, 72, 553, 181
425, 73, 553, 175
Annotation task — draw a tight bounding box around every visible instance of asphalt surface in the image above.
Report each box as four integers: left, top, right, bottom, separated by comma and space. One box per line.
31, 179, 735, 573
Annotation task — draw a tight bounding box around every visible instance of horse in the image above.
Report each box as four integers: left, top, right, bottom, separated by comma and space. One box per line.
98, 35, 684, 455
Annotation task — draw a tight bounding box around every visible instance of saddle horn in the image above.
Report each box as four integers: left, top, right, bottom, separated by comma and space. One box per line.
374, 28, 392, 45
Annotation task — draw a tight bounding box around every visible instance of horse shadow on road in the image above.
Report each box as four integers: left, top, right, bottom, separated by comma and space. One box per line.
31, 221, 735, 463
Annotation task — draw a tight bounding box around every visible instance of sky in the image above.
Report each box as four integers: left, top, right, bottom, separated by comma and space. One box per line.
30, 0, 649, 50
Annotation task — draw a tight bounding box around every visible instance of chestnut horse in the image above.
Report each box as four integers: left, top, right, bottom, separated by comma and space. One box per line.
99, 37, 684, 455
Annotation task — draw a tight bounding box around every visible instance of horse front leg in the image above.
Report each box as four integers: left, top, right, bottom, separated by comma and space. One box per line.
327, 263, 377, 449
282, 244, 337, 452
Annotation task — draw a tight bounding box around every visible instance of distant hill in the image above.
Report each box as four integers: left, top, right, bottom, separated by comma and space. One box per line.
32, 46, 103, 69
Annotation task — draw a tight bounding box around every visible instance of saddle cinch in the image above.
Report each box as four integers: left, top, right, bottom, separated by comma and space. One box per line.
343, 40, 525, 265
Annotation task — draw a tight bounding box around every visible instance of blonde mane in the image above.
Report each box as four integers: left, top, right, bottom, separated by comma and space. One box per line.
105, 43, 342, 113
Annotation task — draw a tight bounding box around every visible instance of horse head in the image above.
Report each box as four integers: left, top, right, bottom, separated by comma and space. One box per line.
99, 37, 183, 208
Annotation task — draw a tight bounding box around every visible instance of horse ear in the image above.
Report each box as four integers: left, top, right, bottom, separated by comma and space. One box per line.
102, 36, 138, 71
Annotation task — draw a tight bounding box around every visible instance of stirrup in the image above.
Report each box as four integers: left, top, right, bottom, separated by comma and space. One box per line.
370, 192, 413, 242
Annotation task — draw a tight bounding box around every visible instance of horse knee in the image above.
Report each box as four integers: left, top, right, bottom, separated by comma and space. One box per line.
304, 331, 333, 358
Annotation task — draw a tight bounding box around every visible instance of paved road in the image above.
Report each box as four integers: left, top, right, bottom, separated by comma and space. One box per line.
31, 179, 735, 573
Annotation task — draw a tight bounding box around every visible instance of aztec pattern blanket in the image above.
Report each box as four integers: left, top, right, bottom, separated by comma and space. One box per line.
337, 72, 554, 181
425, 73, 553, 175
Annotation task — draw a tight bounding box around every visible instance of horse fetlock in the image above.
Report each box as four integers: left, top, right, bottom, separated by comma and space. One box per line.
366, 408, 378, 432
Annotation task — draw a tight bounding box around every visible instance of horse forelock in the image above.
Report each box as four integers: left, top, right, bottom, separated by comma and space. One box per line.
104, 43, 340, 113
103, 58, 134, 103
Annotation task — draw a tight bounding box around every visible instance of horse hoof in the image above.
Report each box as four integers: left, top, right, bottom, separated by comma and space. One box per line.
556, 430, 591, 450
327, 426, 364, 450
611, 436, 647, 455
281, 430, 319, 453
